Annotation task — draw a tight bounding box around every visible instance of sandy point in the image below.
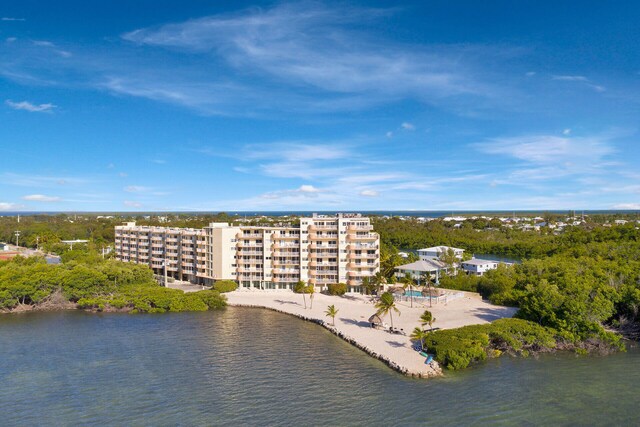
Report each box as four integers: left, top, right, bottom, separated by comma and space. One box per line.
225, 289, 517, 378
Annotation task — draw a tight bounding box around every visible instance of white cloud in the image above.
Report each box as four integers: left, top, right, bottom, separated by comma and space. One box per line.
112, 3, 502, 115
360, 189, 379, 197
401, 122, 415, 131
525, 71, 536, 77
33, 40, 55, 47
123, 200, 143, 208
562, 128, 571, 135
552, 75, 605, 92
475, 134, 614, 164
1, 172, 85, 187
21, 194, 62, 202
298, 184, 321, 193
0, 202, 22, 211
552, 75, 589, 82
118, 172, 128, 177
6, 37, 17, 43
1, 17, 25, 21
386, 131, 393, 138
5, 99, 57, 113
124, 185, 148, 193
612, 203, 640, 210
260, 185, 326, 200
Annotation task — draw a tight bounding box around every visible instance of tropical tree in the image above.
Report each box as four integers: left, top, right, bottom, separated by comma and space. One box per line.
401, 272, 415, 308
411, 327, 429, 351
420, 309, 435, 331
439, 248, 459, 274
308, 284, 315, 309
295, 280, 308, 309
420, 271, 433, 308
375, 292, 401, 328
325, 304, 338, 326
373, 271, 387, 294
362, 276, 374, 295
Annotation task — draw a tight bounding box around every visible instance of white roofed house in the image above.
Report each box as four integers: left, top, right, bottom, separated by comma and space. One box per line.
461, 259, 499, 276
395, 259, 450, 285
417, 246, 464, 261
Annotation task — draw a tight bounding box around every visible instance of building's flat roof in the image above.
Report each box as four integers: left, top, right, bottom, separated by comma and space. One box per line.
462, 259, 498, 266
417, 246, 464, 252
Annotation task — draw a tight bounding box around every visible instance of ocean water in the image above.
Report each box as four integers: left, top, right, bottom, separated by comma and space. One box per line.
0, 308, 639, 426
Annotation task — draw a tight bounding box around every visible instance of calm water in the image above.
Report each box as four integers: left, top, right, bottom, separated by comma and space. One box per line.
1, 308, 639, 426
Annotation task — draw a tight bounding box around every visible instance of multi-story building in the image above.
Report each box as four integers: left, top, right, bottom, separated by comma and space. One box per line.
115, 214, 380, 293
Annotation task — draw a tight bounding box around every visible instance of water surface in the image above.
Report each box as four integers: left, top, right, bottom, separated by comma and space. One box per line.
0, 308, 638, 426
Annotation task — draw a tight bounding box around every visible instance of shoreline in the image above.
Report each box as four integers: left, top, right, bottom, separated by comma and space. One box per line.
229, 301, 443, 378
225, 290, 518, 378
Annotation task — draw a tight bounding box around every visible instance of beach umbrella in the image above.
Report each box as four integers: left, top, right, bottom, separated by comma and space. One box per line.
368, 313, 383, 325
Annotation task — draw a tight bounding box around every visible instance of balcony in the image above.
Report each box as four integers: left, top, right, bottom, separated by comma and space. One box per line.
273, 258, 299, 266
308, 224, 336, 231
347, 224, 373, 232
347, 233, 378, 241
308, 243, 338, 250
348, 243, 378, 250
237, 232, 262, 239
272, 268, 300, 274
272, 232, 300, 240
237, 251, 264, 256
237, 241, 263, 248
272, 242, 299, 249
313, 252, 337, 258
309, 233, 339, 240
237, 267, 264, 273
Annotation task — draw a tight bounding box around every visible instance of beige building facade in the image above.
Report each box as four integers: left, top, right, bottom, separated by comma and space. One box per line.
115, 214, 380, 292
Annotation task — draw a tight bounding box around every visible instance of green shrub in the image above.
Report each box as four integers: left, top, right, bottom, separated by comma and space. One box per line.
425, 318, 559, 370
213, 280, 238, 293
327, 283, 347, 295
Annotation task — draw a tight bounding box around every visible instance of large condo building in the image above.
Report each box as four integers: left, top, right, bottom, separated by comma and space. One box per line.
115, 214, 380, 292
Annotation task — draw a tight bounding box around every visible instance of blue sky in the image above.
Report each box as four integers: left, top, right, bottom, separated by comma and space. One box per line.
1, 0, 639, 211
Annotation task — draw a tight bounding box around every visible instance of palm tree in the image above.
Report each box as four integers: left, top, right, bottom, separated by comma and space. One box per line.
296, 280, 307, 309
308, 284, 315, 309
401, 272, 415, 308
375, 292, 401, 328
411, 326, 429, 351
362, 276, 374, 295
420, 271, 433, 308
325, 304, 338, 326
373, 271, 387, 295
420, 309, 435, 331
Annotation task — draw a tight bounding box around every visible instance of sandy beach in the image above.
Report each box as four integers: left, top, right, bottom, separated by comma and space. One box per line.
226, 290, 517, 377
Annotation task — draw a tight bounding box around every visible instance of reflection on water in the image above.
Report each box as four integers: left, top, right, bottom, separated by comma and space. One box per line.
0, 308, 639, 426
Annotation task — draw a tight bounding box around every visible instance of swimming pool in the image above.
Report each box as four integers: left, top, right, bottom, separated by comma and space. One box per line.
404, 290, 426, 297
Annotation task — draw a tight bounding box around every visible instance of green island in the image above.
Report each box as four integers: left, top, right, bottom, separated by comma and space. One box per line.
1, 212, 639, 372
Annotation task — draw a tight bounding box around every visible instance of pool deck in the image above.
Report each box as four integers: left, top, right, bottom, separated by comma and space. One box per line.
225, 290, 517, 378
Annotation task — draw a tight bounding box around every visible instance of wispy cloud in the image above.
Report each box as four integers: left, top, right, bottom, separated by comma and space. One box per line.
401, 122, 415, 131
1, 17, 25, 22
613, 203, 640, 210
552, 75, 605, 92
5, 99, 57, 113
360, 189, 379, 197
1, 173, 85, 187
476, 134, 614, 164
22, 194, 62, 202
0, 202, 23, 211
0, 3, 508, 117
123, 200, 143, 208
124, 185, 148, 193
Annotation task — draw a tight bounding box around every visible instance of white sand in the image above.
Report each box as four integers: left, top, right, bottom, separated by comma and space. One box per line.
225, 290, 517, 377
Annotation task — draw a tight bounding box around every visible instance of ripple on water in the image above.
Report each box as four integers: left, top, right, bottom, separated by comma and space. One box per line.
1, 308, 640, 426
